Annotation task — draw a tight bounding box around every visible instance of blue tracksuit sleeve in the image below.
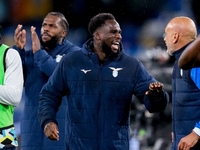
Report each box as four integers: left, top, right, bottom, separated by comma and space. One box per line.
12, 45, 34, 80
38, 59, 68, 129
33, 40, 80, 77
144, 90, 169, 113
191, 67, 200, 90
34, 49, 58, 77
12, 45, 26, 68
12, 45, 24, 58
133, 61, 169, 112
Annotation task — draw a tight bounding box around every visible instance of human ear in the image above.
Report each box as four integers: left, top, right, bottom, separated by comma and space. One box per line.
94, 32, 100, 40
173, 32, 179, 44
61, 30, 67, 37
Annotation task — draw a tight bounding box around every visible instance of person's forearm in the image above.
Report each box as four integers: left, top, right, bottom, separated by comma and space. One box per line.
179, 36, 200, 69
144, 90, 169, 113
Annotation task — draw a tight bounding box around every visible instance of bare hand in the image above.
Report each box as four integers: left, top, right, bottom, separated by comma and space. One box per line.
31, 26, 41, 53
14, 24, 26, 49
44, 122, 59, 141
145, 82, 163, 95
178, 131, 200, 150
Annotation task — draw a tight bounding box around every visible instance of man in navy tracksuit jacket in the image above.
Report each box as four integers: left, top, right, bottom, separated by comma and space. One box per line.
38, 13, 169, 150
14, 12, 80, 150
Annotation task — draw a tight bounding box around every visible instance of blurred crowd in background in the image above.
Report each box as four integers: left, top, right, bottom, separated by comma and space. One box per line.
0, 0, 200, 149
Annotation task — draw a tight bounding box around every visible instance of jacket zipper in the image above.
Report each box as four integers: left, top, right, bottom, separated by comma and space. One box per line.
172, 66, 176, 148
97, 64, 103, 150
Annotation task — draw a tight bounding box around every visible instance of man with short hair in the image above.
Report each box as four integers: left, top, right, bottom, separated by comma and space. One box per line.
14, 12, 80, 150
38, 13, 169, 150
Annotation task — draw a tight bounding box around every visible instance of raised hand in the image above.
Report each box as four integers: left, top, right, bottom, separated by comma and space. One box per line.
145, 82, 163, 95
14, 24, 26, 49
31, 26, 41, 53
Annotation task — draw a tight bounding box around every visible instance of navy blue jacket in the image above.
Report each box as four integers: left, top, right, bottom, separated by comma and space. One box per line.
38, 39, 169, 150
14, 39, 80, 150
171, 44, 200, 150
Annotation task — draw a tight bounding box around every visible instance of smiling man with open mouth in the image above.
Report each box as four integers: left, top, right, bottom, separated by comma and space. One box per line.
38, 13, 169, 150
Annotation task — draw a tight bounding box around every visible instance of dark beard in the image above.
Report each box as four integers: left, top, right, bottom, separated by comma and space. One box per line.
102, 42, 121, 59
40, 35, 59, 51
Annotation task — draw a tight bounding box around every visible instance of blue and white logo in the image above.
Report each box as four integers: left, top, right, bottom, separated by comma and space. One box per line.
109, 67, 123, 77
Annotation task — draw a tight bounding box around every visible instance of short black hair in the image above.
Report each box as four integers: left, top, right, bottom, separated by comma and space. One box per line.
88, 13, 115, 36
46, 12, 69, 32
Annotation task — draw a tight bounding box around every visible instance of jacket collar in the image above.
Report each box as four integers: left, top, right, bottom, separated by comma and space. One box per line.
41, 38, 67, 55
172, 42, 192, 60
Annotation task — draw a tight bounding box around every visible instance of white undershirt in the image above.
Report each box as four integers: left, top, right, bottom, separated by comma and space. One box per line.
0, 48, 23, 107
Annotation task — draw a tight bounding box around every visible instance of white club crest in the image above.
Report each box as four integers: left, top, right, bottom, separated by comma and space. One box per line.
109, 67, 123, 77
56, 54, 65, 62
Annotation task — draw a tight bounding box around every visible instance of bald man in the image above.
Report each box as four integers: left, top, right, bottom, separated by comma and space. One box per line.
164, 17, 200, 150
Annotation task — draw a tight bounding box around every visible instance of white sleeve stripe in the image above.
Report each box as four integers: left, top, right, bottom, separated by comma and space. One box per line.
193, 127, 200, 137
